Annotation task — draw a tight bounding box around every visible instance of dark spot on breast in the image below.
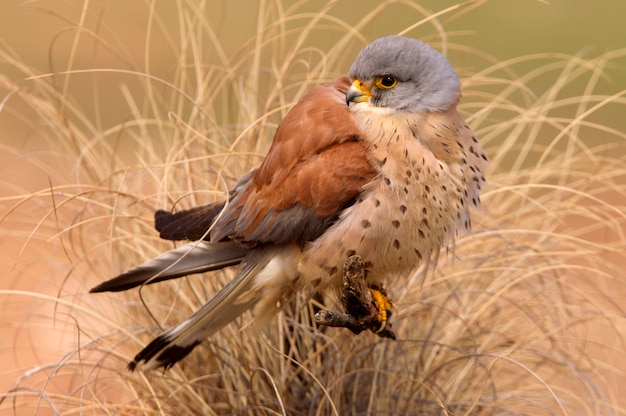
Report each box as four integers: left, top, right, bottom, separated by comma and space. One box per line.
393, 239, 400, 249
392, 220, 400, 228
414, 249, 422, 260
361, 219, 371, 228
399, 205, 407, 214
321, 263, 339, 276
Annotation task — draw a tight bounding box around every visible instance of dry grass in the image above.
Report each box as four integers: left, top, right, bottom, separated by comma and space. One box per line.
1, 1, 625, 415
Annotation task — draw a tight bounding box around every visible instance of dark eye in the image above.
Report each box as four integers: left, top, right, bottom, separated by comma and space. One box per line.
381, 76, 395, 86
375, 75, 397, 89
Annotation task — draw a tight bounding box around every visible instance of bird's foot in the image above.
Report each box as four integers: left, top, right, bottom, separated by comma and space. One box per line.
368, 286, 393, 333
314, 255, 396, 340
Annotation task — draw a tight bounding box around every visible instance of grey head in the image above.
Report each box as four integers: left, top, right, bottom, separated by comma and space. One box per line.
348, 36, 461, 113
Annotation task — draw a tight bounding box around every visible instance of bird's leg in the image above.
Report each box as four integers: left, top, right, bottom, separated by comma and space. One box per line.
314, 255, 396, 340
367, 285, 393, 332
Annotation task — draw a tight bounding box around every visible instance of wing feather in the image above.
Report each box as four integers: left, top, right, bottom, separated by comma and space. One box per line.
155, 203, 224, 241
211, 77, 375, 246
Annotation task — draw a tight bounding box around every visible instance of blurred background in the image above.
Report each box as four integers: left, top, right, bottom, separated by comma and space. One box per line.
1, 0, 625, 414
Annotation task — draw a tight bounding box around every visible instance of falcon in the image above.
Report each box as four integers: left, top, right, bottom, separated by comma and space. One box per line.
91, 36, 488, 371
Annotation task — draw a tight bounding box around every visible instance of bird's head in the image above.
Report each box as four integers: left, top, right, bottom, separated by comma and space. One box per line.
347, 36, 461, 113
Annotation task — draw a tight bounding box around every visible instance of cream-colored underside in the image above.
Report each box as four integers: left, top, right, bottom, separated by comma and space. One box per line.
252, 105, 474, 324
300, 107, 468, 294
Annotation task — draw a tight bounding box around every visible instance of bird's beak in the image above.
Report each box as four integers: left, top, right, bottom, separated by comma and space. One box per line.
346, 79, 372, 105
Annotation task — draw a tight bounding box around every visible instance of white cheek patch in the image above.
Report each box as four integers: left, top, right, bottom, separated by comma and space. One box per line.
350, 101, 397, 116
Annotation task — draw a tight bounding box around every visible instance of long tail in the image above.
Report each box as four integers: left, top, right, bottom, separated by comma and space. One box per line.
90, 241, 248, 293
128, 253, 272, 371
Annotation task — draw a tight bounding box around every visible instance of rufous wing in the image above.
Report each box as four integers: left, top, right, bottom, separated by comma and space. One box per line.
211, 77, 376, 247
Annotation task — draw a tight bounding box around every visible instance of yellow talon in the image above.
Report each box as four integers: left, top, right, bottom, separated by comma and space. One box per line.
369, 287, 393, 332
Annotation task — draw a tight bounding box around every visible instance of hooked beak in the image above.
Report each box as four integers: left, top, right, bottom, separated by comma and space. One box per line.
346, 79, 372, 105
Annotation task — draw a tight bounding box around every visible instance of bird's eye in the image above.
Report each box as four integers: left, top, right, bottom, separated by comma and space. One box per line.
375, 75, 397, 89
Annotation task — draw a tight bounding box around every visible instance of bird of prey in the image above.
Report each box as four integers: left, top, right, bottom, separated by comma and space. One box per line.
91, 36, 488, 371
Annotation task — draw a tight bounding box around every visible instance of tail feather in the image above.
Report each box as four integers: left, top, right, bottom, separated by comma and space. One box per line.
90, 241, 248, 293
155, 203, 224, 241
128, 254, 271, 371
